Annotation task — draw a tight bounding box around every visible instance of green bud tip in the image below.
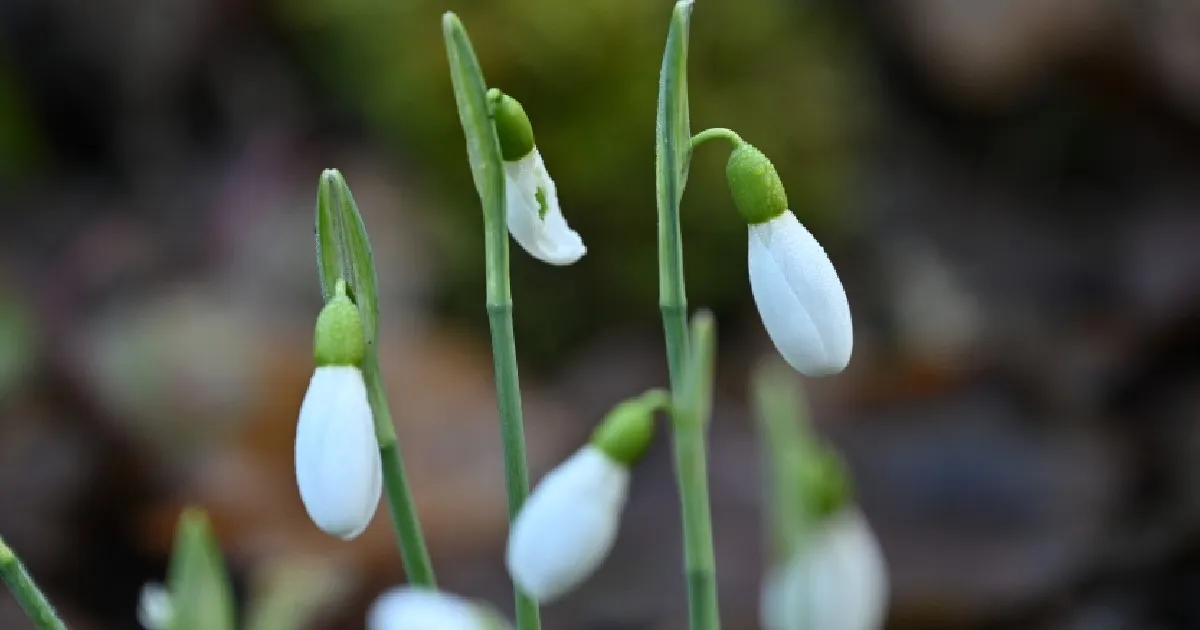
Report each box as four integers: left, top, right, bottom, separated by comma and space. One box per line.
591, 390, 669, 466
488, 88, 536, 161
797, 447, 851, 520
726, 143, 788, 225
313, 279, 366, 367
0, 538, 12, 564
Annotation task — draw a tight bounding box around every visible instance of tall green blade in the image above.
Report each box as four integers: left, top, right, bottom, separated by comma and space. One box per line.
166, 508, 235, 630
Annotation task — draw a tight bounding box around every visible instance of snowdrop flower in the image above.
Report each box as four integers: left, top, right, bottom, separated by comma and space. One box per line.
136, 582, 172, 630
490, 89, 586, 265
295, 280, 382, 540
367, 587, 510, 630
760, 509, 888, 630
507, 391, 664, 603
727, 143, 853, 376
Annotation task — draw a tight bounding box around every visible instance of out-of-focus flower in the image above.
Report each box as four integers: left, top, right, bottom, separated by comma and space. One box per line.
760, 509, 888, 630
136, 582, 172, 630
367, 587, 509, 630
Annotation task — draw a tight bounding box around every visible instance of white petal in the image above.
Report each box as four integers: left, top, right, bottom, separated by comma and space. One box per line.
295, 365, 382, 540
761, 509, 888, 630
504, 149, 586, 265
506, 446, 629, 602
367, 587, 499, 630
137, 582, 172, 630
748, 211, 853, 376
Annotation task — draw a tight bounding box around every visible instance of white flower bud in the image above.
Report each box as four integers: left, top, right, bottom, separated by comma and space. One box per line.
748, 210, 853, 376
294, 365, 382, 540
136, 582, 172, 630
761, 509, 888, 630
504, 149, 586, 265
506, 446, 629, 602
367, 587, 506, 630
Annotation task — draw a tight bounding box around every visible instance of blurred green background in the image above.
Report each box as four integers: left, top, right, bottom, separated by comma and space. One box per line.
2, 0, 1200, 628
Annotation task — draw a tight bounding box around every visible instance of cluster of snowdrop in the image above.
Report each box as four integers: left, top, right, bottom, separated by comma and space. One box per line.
276, 84, 882, 629
126, 8, 881, 630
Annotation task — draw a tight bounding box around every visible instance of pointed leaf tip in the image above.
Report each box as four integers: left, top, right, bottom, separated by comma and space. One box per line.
167, 507, 235, 630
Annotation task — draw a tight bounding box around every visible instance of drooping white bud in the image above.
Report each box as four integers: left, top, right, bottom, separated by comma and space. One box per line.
748, 210, 853, 376
367, 587, 508, 630
136, 582, 172, 630
294, 365, 382, 539
504, 149, 586, 266
506, 446, 629, 602
760, 509, 888, 630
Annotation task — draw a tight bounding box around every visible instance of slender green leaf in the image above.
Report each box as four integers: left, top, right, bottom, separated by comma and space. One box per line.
676, 310, 715, 428
314, 169, 379, 349
442, 12, 505, 233
166, 508, 235, 630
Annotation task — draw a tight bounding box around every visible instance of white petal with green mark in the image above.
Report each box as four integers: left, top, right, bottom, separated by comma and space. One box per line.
504, 148, 586, 265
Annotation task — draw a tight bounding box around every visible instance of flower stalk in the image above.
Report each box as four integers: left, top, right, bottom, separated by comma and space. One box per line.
443, 13, 540, 630
0, 535, 66, 630
314, 169, 435, 586
656, 3, 722, 629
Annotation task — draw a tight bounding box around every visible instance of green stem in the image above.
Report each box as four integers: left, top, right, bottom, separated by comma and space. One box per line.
689, 127, 743, 152
657, 98, 722, 630
484, 222, 541, 630
671, 314, 720, 630
674, 427, 718, 630
486, 307, 541, 630
0, 536, 67, 630
441, 12, 540, 629
362, 358, 436, 587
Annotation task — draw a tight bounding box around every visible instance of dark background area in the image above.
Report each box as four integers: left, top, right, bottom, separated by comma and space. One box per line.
2, 0, 1200, 628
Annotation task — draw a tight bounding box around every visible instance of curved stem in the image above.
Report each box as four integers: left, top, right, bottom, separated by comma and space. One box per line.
0, 536, 67, 630
363, 358, 436, 587
689, 127, 743, 152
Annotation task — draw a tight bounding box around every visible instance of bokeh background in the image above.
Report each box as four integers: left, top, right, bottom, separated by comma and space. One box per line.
2, 0, 1200, 628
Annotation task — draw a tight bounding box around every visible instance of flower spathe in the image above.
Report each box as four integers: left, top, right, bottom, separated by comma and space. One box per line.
748, 210, 853, 376
506, 445, 629, 602
760, 509, 888, 630
367, 587, 507, 630
295, 365, 382, 540
504, 148, 586, 265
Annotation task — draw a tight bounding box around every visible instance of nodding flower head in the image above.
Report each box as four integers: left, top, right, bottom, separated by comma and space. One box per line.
294, 280, 382, 540
490, 89, 586, 266
760, 508, 888, 630
727, 143, 852, 376
505, 391, 664, 603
